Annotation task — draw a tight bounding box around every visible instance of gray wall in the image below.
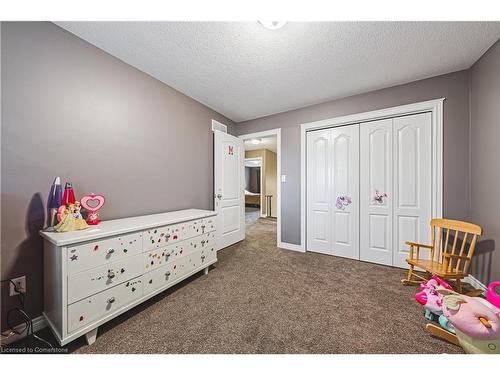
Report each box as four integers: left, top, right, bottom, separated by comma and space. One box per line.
0, 22, 234, 328
236, 70, 471, 246
469, 40, 500, 283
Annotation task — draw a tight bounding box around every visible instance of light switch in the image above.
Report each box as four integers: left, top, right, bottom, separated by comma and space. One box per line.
281, 175, 287, 183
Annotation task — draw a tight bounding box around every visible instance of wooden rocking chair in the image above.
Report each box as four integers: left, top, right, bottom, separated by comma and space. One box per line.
401, 218, 482, 292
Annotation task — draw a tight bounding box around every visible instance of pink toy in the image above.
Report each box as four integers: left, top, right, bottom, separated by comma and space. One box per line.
439, 288, 500, 354
486, 281, 500, 309
80, 193, 105, 225
415, 276, 453, 317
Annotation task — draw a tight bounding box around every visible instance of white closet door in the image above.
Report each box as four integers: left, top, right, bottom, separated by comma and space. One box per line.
306, 129, 332, 254
392, 112, 432, 268
331, 125, 359, 259
360, 119, 393, 266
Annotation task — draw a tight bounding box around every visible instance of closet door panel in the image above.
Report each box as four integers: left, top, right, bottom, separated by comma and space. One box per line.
331, 124, 359, 259
306, 129, 332, 254
393, 112, 432, 268
360, 119, 393, 266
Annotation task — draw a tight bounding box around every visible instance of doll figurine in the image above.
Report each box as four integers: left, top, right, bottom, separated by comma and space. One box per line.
73, 201, 89, 230
54, 202, 89, 232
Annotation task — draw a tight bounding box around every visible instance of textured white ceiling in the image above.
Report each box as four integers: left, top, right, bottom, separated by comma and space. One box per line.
56, 22, 500, 122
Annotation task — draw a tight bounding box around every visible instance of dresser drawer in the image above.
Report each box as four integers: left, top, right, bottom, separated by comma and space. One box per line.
142, 217, 216, 252
188, 231, 216, 253
143, 223, 183, 252
184, 217, 216, 238
67, 277, 143, 333
68, 254, 143, 304
143, 240, 188, 272
200, 216, 216, 234
142, 256, 191, 295
67, 232, 142, 275
185, 245, 217, 270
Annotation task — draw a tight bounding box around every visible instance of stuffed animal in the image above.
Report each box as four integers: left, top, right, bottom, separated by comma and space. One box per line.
438, 287, 500, 354
415, 276, 454, 332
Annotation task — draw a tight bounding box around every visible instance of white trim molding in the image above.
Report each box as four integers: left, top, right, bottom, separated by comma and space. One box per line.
300, 98, 445, 252
0, 315, 47, 346
278, 241, 305, 253
239, 128, 282, 246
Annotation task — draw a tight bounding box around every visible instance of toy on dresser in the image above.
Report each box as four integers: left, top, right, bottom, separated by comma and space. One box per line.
80, 193, 106, 225
55, 202, 89, 232
46, 178, 106, 232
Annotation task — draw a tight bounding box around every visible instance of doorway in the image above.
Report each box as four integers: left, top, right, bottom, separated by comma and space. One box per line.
244, 157, 263, 224
239, 129, 281, 246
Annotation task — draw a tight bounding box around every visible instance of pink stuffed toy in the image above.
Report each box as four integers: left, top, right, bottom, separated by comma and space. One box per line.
415, 276, 453, 318
439, 288, 500, 354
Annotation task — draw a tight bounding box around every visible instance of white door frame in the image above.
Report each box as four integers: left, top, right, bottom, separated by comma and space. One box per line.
244, 156, 264, 214
239, 128, 282, 246
300, 98, 445, 252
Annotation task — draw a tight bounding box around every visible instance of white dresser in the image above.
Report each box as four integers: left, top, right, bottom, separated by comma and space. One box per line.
40, 209, 217, 346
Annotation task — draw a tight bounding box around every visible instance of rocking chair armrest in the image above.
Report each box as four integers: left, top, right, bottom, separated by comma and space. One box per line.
405, 241, 433, 260
443, 253, 469, 260
405, 241, 434, 249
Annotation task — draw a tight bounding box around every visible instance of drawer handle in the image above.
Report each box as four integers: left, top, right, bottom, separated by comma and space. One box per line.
201, 240, 206, 246
201, 255, 206, 260
165, 234, 171, 239
165, 253, 170, 258
165, 271, 171, 276
107, 248, 115, 255
107, 297, 115, 304
108, 271, 116, 279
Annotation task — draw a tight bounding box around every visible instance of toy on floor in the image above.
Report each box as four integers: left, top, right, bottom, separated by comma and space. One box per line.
80, 193, 105, 225
487, 281, 500, 308
438, 287, 500, 354
54, 202, 89, 232
415, 275, 455, 333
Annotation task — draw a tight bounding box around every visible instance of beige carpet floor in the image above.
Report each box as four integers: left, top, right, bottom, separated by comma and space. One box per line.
8, 218, 463, 353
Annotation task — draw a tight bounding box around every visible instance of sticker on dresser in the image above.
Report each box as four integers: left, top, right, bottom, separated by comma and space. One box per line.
67, 254, 143, 304
143, 224, 183, 251
67, 277, 143, 333
67, 232, 142, 275
143, 241, 187, 272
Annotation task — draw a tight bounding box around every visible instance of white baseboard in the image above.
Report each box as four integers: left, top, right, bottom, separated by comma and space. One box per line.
464, 274, 487, 294
0, 315, 47, 346
278, 241, 305, 252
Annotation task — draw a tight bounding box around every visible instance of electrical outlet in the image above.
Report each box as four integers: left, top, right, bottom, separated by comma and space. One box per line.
10, 276, 26, 296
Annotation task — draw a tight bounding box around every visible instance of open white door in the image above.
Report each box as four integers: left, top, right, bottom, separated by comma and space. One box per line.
214, 130, 245, 250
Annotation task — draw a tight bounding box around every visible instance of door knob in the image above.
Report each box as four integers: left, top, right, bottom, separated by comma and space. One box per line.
107, 248, 115, 254
107, 297, 115, 304
107, 271, 115, 279
216, 193, 222, 199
